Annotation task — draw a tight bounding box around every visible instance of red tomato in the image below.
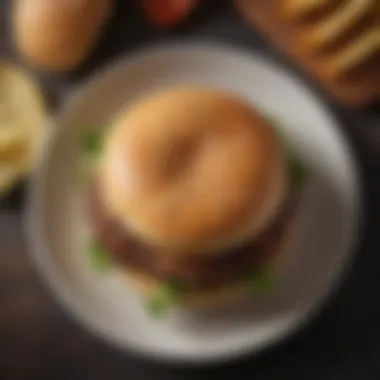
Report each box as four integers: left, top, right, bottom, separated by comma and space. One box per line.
141, 0, 199, 27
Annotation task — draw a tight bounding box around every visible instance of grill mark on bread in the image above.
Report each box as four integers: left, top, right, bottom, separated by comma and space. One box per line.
298, 3, 377, 54
282, 0, 346, 22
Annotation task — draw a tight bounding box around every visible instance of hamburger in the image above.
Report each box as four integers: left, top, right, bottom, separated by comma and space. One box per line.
81, 86, 308, 316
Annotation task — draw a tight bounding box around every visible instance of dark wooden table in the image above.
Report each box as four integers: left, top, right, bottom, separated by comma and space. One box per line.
1, 1, 380, 379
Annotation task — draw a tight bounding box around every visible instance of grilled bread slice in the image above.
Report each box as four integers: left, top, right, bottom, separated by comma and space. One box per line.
236, 0, 380, 106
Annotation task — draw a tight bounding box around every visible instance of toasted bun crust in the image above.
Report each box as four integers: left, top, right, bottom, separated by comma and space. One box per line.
124, 214, 299, 310
100, 86, 288, 255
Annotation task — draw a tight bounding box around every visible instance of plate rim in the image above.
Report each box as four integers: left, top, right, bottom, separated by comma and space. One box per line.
24, 41, 362, 364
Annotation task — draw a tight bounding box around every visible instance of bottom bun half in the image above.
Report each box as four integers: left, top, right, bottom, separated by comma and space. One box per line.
121, 213, 300, 311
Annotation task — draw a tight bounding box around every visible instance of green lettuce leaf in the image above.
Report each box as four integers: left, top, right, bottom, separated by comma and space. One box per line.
88, 240, 112, 272
287, 152, 309, 187
82, 131, 105, 157
78, 131, 105, 183
245, 266, 274, 293
268, 116, 310, 187
146, 281, 187, 317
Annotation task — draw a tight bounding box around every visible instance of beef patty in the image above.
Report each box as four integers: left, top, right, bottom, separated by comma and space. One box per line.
86, 185, 299, 289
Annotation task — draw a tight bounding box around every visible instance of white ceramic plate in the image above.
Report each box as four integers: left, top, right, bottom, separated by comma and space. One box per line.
26, 43, 360, 363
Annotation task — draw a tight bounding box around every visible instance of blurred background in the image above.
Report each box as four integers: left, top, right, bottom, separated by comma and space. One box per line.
1, 1, 380, 379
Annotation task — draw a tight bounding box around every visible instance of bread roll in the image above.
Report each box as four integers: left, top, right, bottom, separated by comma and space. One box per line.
13, 0, 113, 71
